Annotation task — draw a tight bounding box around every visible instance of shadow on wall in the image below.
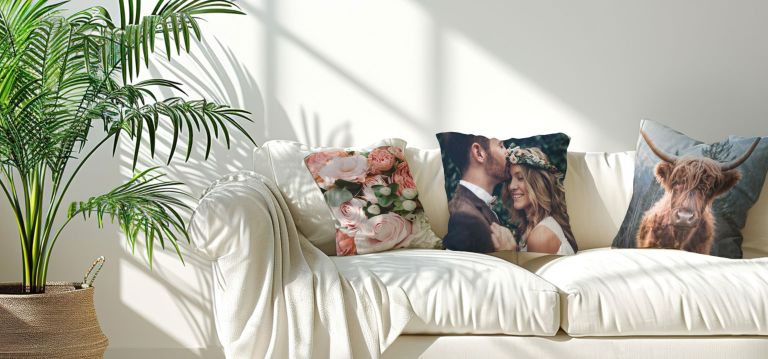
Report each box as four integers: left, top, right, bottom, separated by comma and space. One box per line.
148, 37, 266, 195
241, 0, 435, 145
148, 36, 353, 193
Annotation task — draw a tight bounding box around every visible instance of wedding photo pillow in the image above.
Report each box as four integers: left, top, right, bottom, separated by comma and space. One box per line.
435, 132, 576, 255
304, 142, 442, 256
612, 120, 768, 258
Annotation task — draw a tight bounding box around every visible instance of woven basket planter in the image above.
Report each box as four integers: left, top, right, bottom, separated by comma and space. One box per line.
0, 282, 108, 358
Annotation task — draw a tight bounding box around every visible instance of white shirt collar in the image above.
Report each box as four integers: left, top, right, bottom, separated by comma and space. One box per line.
459, 180, 495, 206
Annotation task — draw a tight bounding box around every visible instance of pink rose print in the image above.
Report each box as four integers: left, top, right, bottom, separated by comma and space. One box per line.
391, 162, 416, 195
367, 146, 397, 174
332, 198, 367, 230
305, 151, 348, 187
355, 213, 412, 254
336, 229, 357, 256
318, 154, 368, 184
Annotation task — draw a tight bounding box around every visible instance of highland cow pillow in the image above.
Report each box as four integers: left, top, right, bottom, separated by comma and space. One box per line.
612, 120, 768, 258
304, 143, 442, 256
436, 132, 577, 255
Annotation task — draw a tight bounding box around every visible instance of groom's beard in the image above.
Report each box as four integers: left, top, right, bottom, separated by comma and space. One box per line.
484, 155, 508, 184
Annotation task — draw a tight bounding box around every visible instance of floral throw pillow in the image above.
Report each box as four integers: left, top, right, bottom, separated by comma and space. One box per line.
305, 145, 442, 256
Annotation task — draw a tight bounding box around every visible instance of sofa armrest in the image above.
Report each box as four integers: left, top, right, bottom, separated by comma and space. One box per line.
189, 171, 413, 358
189, 171, 309, 357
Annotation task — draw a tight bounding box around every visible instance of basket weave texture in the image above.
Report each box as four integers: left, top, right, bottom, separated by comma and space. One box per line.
0, 282, 109, 358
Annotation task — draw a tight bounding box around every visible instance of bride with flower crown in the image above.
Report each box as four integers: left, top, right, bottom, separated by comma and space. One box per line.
501, 146, 578, 255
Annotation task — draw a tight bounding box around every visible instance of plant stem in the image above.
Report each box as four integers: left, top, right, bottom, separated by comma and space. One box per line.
32, 167, 46, 292
29, 168, 40, 291
4, 169, 31, 291
39, 134, 113, 287
40, 216, 75, 286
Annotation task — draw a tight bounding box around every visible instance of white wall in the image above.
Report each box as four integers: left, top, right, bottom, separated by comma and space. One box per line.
1, 0, 767, 357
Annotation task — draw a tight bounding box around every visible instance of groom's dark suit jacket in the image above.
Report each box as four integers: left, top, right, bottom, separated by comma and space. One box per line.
443, 184, 500, 253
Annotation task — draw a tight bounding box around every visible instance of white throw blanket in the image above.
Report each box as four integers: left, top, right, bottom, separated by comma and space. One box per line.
189, 172, 412, 358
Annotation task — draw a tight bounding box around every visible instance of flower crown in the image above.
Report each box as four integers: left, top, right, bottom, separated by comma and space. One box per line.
506, 146, 563, 179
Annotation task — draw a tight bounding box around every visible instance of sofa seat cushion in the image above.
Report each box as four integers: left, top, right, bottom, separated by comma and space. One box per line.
332, 249, 560, 336
536, 248, 768, 336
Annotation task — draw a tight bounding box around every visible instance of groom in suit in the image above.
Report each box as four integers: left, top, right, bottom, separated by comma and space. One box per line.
442, 134, 516, 253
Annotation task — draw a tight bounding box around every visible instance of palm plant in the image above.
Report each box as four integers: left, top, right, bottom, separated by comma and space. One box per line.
0, 0, 254, 294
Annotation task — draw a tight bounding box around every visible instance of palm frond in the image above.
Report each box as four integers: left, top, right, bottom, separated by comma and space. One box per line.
0, 1, 65, 57
67, 167, 191, 268
114, 0, 244, 83
90, 80, 253, 168
0, 113, 14, 166
0, 1, 65, 102
0, 3, 108, 180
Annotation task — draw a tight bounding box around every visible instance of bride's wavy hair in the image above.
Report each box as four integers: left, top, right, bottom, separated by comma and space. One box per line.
502, 147, 577, 252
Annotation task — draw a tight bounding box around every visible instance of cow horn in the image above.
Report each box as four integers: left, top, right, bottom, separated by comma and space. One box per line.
641, 130, 677, 163
719, 138, 761, 171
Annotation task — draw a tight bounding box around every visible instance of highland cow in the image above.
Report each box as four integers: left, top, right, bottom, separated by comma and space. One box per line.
636, 130, 760, 254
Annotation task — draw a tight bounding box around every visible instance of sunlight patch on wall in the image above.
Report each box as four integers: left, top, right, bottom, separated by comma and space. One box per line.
274, 0, 432, 146
442, 29, 598, 149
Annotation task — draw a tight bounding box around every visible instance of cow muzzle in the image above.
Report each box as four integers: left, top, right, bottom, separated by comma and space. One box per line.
672, 208, 699, 227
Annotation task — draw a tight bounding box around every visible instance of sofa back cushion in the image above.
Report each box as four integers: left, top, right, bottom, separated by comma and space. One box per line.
742, 177, 768, 258
253, 140, 337, 255
405, 147, 450, 238
252, 139, 768, 257
565, 151, 635, 250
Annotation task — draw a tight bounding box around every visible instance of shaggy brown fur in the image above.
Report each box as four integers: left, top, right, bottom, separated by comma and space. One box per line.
636, 157, 741, 254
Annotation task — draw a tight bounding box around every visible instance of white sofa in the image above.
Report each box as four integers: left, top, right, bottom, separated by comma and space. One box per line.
190, 140, 768, 358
